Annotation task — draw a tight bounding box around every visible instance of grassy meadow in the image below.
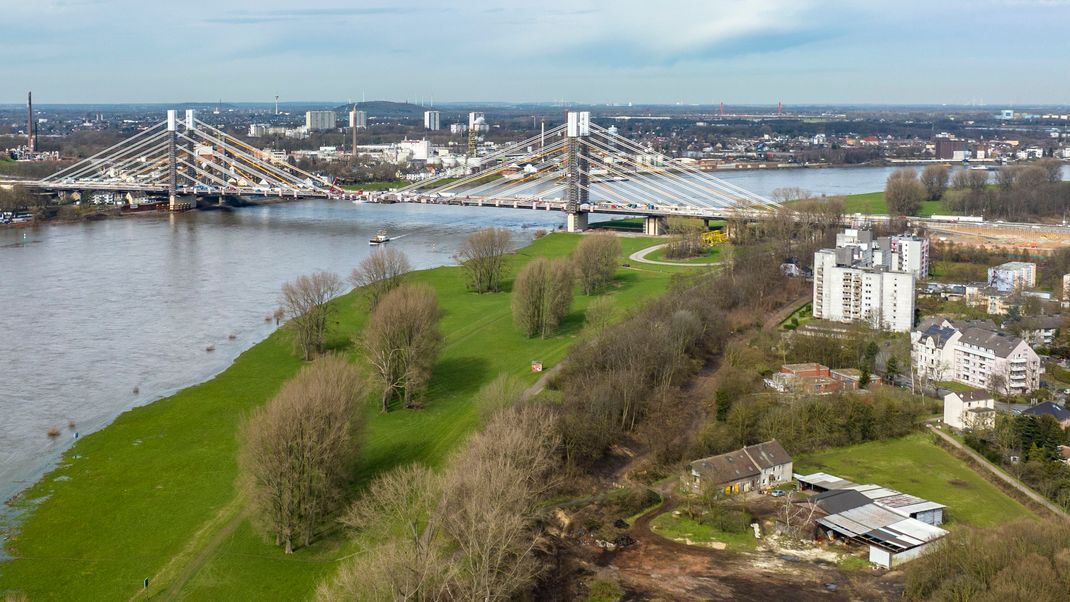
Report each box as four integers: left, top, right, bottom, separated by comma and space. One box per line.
0, 233, 678, 601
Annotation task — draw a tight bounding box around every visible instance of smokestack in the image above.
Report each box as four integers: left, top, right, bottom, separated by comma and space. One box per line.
777, 100, 783, 115
719, 101, 725, 117
27, 91, 34, 152
275, 95, 279, 115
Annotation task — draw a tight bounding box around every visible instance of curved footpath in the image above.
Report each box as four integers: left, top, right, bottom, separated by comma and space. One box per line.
628, 244, 719, 267
927, 424, 1069, 520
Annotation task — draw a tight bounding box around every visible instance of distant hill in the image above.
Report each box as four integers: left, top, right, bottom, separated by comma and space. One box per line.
331, 101, 426, 119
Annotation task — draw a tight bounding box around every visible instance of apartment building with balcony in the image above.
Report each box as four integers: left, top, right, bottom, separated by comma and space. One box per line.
912, 317, 1041, 394
813, 244, 916, 333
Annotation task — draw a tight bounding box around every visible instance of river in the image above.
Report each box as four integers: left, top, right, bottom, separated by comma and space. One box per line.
0, 163, 1045, 501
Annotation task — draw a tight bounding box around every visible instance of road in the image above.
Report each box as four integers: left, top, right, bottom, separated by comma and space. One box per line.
628, 243, 720, 267
926, 424, 1070, 521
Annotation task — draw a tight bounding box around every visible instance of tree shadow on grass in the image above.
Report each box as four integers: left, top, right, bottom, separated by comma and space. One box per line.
427, 356, 493, 400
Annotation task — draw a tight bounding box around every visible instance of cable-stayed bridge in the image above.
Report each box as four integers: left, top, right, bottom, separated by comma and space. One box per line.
383, 111, 780, 232
2, 110, 780, 231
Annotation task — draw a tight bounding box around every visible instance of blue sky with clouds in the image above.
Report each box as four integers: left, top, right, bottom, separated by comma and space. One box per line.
2, 0, 1069, 104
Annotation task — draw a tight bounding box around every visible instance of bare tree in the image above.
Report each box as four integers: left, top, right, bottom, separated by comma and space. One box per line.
511, 257, 574, 338
362, 284, 443, 412
456, 227, 512, 293
322, 405, 561, 601
920, 164, 950, 201
885, 168, 925, 216
439, 404, 561, 600
350, 247, 411, 307
280, 271, 343, 360
239, 355, 365, 553
573, 233, 621, 295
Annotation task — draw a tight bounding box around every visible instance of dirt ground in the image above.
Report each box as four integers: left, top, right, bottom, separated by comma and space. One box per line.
928, 223, 1070, 253
541, 294, 904, 601
547, 493, 904, 602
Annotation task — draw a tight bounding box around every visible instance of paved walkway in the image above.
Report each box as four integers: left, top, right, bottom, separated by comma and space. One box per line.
926, 424, 1069, 520
628, 244, 719, 267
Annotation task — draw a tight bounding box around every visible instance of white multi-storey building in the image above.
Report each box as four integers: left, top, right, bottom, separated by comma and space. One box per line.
349, 110, 367, 129
423, 110, 441, 131
305, 110, 336, 131
877, 235, 929, 278
813, 246, 916, 333
987, 262, 1036, 292
912, 317, 1041, 394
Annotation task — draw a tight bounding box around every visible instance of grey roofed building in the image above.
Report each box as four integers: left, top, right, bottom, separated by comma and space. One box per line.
1022, 401, 1070, 427
957, 326, 1027, 359
688, 440, 792, 494
811, 488, 871, 514
957, 390, 996, 403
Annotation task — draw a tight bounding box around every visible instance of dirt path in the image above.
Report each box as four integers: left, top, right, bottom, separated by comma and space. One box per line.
927, 424, 1070, 521
762, 294, 811, 331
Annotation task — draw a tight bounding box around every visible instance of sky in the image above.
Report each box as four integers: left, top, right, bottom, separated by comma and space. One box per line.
2, 0, 1069, 105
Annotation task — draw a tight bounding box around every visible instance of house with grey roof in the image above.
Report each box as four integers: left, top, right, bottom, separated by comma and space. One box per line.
943, 389, 997, 431
1022, 401, 1070, 428
688, 440, 792, 495
911, 316, 1041, 394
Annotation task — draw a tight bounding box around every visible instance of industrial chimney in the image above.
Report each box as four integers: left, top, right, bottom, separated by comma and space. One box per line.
27, 91, 34, 152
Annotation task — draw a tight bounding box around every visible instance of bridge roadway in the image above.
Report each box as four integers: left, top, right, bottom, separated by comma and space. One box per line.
8, 177, 1070, 241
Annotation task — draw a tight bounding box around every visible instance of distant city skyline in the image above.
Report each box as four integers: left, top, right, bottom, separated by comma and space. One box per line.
3, 0, 1070, 105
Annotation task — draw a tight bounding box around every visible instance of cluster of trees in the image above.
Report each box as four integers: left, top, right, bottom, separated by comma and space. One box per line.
318, 403, 560, 601
885, 168, 928, 216
0, 184, 46, 212
664, 217, 707, 259
904, 519, 1070, 601
553, 245, 798, 470
239, 355, 365, 553
944, 159, 1069, 220
511, 257, 574, 338
510, 233, 620, 338
965, 413, 1070, 509
692, 387, 928, 460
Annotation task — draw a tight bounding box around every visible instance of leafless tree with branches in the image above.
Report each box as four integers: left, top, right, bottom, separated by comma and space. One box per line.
511, 257, 574, 338
455, 227, 512, 293
280, 271, 343, 360
362, 284, 443, 412
350, 247, 411, 307
573, 233, 620, 295
239, 355, 365, 553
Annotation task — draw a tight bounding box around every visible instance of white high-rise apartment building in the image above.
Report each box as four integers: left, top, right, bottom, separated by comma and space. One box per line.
423, 110, 441, 131
305, 110, 336, 131
813, 250, 916, 332
349, 110, 367, 129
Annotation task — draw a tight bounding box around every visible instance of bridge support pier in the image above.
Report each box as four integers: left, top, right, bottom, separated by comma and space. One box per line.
169, 194, 196, 211
643, 215, 665, 236
566, 212, 588, 233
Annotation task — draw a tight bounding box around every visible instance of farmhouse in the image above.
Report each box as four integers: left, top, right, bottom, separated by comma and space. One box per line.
688, 440, 793, 495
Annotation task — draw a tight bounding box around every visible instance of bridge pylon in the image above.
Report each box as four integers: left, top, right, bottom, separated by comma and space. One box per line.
565, 111, 590, 232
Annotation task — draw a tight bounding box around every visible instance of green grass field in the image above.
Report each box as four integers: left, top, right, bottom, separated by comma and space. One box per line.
650, 513, 757, 551
0, 234, 677, 601
795, 433, 1034, 528
645, 245, 723, 264
839, 191, 948, 217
